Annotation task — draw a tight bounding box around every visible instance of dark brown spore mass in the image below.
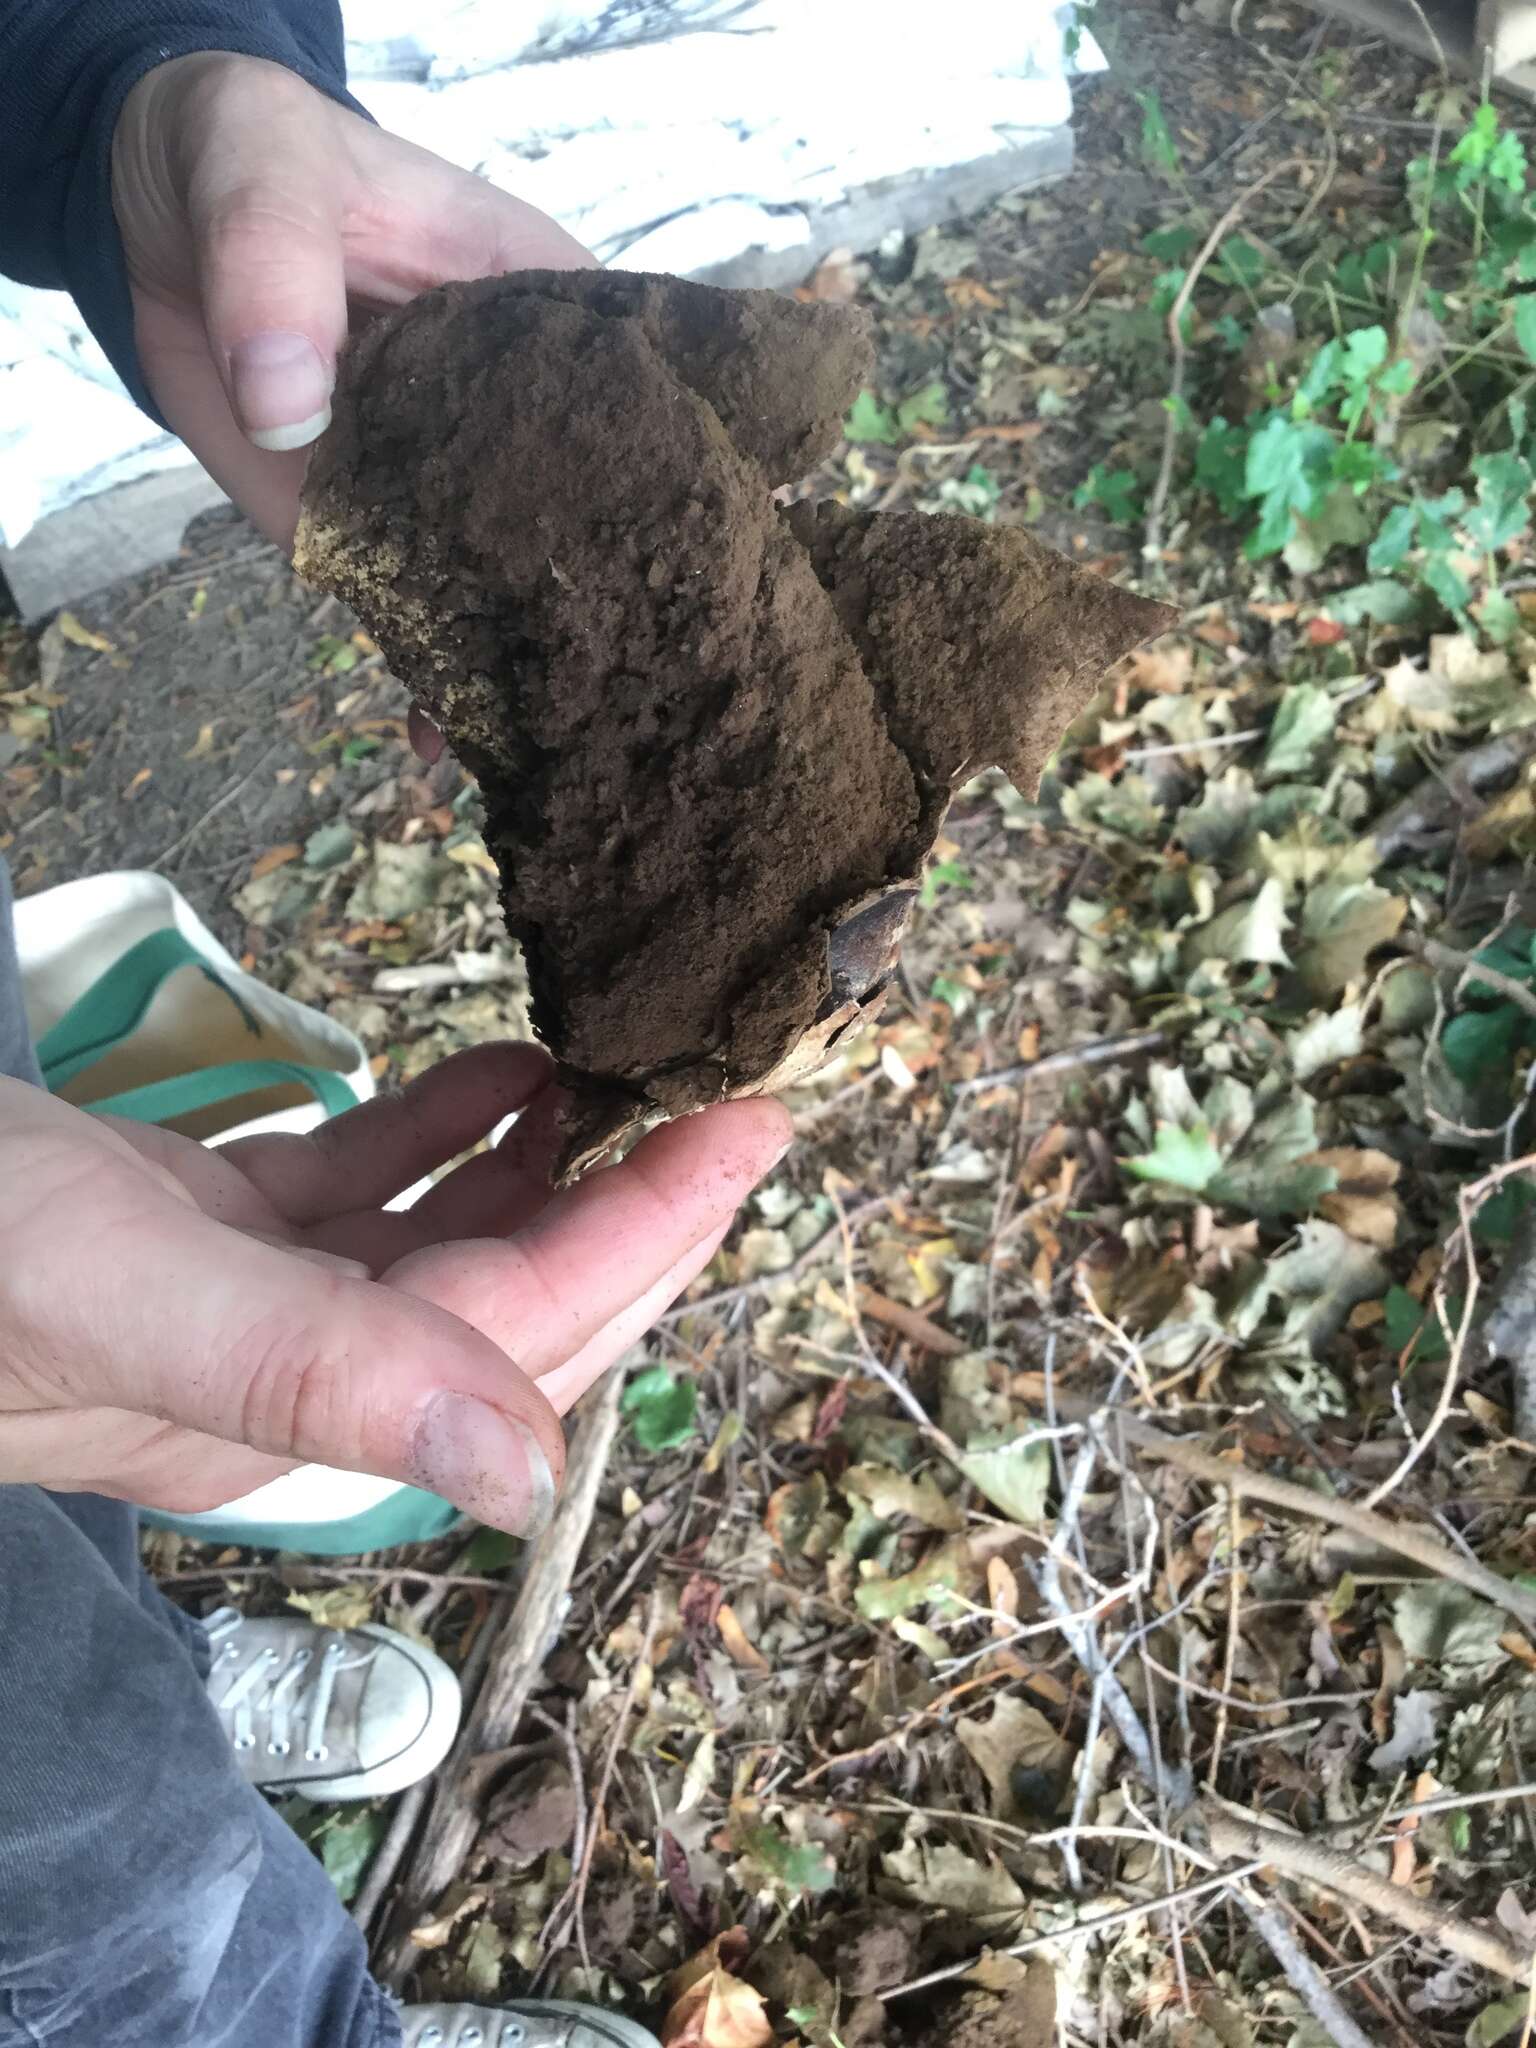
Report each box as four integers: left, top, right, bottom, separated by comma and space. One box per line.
296, 270, 1172, 1176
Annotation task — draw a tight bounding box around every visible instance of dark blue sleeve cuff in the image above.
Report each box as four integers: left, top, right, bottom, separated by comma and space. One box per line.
0, 2, 364, 422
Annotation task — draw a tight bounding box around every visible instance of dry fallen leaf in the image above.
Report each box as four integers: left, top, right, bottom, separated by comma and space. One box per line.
663, 1930, 772, 2048
1309, 1145, 1401, 1249
715, 1603, 771, 1673
56, 610, 115, 653
250, 843, 302, 880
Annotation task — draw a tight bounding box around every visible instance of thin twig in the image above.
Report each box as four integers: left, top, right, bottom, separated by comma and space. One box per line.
1102, 1412, 1536, 1633
1356, 1777, 1536, 1831
1363, 1151, 1536, 1510
1119, 727, 1264, 764
660, 1195, 895, 1322
1231, 1886, 1375, 2048
351, 1779, 431, 1936
1208, 1488, 1242, 1788
530, 1701, 593, 1982
543, 1594, 660, 1966
160, 1563, 513, 1593
375, 1369, 625, 1982
1413, 936, 1536, 1027
1204, 1802, 1534, 1984
1145, 158, 1307, 560
956, 1028, 1168, 1097
151, 737, 283, 872
1028, 1404, 1194, 1815
878, 1861, 1270, 1998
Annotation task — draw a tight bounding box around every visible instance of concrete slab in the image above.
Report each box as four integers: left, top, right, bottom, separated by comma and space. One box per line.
0, 466, 229, 622
690, 128, 1075, 292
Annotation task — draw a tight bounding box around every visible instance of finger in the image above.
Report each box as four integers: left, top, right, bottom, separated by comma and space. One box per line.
536, 1223, 730, 1416
220, 1043, 556, 1227
183, 61, 350, 449
12, 1196, 567, 1535
287, 1083, 562, 1271
131, 301, 311, 546
344, 126, 596, 304
385, 1098, 790, 1378
405, 1082, 566, 1242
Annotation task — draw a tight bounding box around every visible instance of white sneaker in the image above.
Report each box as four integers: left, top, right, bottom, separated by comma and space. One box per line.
202, 1606, 461, 1800
401, 2003, 660, 2048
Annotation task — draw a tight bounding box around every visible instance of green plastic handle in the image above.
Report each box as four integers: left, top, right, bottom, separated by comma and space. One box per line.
37, 926, 357, 1126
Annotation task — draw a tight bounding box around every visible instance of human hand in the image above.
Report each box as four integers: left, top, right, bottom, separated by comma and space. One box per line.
110, 51, 592, 552
0, 1047, 787, 1528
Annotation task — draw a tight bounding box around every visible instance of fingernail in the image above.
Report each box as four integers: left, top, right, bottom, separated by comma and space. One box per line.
230, 331, 332, 451
407, 1393, 556, 1536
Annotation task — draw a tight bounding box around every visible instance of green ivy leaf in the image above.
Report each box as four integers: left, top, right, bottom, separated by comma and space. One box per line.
1513, 294, 1536, 366
737, 1819, 837, 1896
960, 1434, 1052, 1524
1195, 417, 1249, 514
278, 1806, 387, 1905
1421, 552, 1473, 618
1297, 339, 1344, 406
1135, 88, 1180, 173
453, 1525, 519, 1574
1244, 417, 1335, 556
621, 1365, 699, 1452
1466, 450, 1534, 551
1214, 234, 1266, 286
895, 380, 949, 434
1467, 1994, 1529, 2047
1328, 578, 1425, 626
1441, 1002, 1531, 1085
1142, 222, 1200, 261
1489, 126, 1529, 195
1122, 1122, 1224, 1193
844, 389, 899, 443
1479, 588, 1521, 644
1381, 1284, 1450, 1364
1073, 464, 1142, 523
303, 821, 357, 869
1367, 502, 1418, 573
1341, 324, 1389, 383
1263, 684, 1337, 780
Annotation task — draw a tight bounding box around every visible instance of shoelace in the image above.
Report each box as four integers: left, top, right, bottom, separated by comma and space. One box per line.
204, 1607, 378, 1763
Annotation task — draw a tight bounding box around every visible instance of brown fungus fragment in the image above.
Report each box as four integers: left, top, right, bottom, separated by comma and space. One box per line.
295, 269, 1173, 1179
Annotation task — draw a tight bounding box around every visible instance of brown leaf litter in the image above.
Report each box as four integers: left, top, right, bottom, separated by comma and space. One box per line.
295, 270, 1170, 1178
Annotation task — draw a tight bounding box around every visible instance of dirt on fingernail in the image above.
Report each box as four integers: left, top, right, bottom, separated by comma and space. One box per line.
295, 269, 1173, 1180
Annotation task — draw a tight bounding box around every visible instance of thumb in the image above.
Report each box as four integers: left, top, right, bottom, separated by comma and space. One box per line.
61, 1210, 565, 1533
187, 85, 348, 449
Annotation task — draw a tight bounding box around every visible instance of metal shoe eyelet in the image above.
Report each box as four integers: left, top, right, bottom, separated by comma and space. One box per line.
461, 2030, 484, 2047
419, 2030, 445, 2047
233, 1733, 256, 1750
263, 1646, 281, 1663
503, 2028, 525, 2046
267, 1739, 291, 1756
304, 1745, 329, 1762
325, 1639, 345, 1658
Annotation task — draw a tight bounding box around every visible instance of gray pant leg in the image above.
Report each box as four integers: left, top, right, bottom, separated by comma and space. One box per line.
0, 864, 401, 2048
